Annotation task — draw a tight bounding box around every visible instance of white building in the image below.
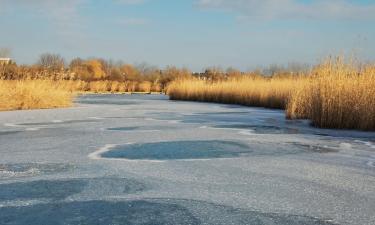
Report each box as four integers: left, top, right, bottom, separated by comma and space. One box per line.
0, 58, 12, 65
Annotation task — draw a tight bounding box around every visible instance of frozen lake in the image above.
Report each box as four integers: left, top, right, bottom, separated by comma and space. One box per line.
0, 94, 374, 225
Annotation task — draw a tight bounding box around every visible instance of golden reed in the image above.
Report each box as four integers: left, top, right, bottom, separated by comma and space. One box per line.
0, 80, 73, 111
168, 58, 375, 131
0, 80, 161, 111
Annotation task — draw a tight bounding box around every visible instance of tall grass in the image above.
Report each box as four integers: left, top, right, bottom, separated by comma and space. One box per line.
168, 58, 375, 131
55, 80, 161, 93
168, 77, 302, 109
0, 79, 162, 111
2, 57, 374, 131
0, 80, 73, 111
286, 58, 375, 130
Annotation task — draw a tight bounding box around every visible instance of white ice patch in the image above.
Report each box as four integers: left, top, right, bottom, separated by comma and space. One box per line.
88, 144, 119, 160
3, 123, 21, 127
354, 140, 375, 149
339, 143, 352, 150
238, 130, 255, 136
25, 127, 43, 131
167, 120, 180, 124
0, 168, 40, 178
0, 199, 48, 208
366, 160, 375, 168
199, 125, 255, 136
88, 117, 104, 120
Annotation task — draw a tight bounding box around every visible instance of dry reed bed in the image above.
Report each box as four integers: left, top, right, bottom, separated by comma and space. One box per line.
0, 80, 73, 111
167, 78, 302, 109
56, 80, 162, 93
168, 59, 375, 131
287, 59, 375, 130
1, 58, 374, 130
0, 80, 162, 111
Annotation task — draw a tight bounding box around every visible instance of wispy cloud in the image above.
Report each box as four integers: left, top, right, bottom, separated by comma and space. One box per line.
195, 0, 375, 21
0, 0, 86, 37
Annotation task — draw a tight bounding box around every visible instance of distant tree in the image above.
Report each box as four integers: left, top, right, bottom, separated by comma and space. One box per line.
262, 64, 286, 76
226, 67, 242, 79
84, 59, 106, 80
69, 58, 89, 80
69, 58, 84, 69
202, 67, 225, 81
287, 62, 311, 74
38, 53, 65, 72
135, 62, 160, 81
121, 64, 140, 81
160, 66, 192, 88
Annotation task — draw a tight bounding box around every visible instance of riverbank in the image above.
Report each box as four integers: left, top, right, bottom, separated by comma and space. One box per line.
0, 80, 166, 111
168, 59, 375, 131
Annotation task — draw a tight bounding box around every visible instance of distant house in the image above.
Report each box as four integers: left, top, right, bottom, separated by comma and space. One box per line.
0, 58, 12, 65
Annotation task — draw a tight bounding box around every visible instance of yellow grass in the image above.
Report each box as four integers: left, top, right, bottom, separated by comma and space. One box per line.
0, 80, 73, 111
168, 58, 375, 131
1, 57, 374, 130
55, 80, 161, 93
168, 77, 302, 109
287, 58, 375, 130
0, 79, 164, 111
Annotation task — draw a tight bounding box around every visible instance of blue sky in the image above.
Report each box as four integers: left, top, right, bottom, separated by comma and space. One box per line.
0, 0, 374, 71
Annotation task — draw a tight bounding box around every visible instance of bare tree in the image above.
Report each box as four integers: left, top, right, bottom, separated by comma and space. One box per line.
38, 53, 65, 71
287, 62, 311, 74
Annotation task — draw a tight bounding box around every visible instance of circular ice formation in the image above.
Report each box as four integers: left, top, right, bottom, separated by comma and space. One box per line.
98, 140, 252, 161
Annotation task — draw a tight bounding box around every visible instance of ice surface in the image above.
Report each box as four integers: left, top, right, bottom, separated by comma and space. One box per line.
1, 94, 374, 225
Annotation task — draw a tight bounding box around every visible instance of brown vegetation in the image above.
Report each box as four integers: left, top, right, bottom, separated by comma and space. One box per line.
1, 52, 374, 131
286, 58, 375, 130
0, 80, 73, 111
168, 58, 375, 131
167, 77, 302, 109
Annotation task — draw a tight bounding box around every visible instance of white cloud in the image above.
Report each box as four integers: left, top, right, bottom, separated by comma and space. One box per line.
195, 0, 375, 20
0, 0, 85, 31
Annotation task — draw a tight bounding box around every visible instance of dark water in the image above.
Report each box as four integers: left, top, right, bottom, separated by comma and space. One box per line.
107, 127, 139, 131
101, 140, 252, 160
0, 178, 146, 201
0, 131, 23, 136
0, 199, 334, 225
77, 94, 168, 105
0, 179, 85, 201
213, 124, 299, 134
107, 126, 171, 131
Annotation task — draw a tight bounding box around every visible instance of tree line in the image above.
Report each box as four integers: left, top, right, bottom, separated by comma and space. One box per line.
0, 52, 311, 90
